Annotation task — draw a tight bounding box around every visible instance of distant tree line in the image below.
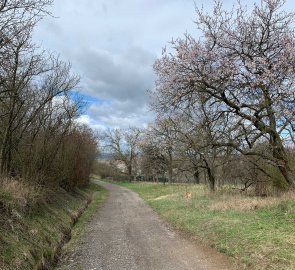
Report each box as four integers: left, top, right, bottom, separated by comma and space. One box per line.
101, 0, 295, 195
0, 0, 97, 189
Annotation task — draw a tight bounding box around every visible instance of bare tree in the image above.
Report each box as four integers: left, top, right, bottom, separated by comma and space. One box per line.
148, 118, 177, 183
0, 0, 97, 190
0, 38, 79, 173
140, 128, 171, 183
0, 0, 53, 90
103, 127, 142, 180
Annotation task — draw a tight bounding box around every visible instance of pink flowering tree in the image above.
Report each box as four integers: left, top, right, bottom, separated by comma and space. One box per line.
152, 0, 295, 187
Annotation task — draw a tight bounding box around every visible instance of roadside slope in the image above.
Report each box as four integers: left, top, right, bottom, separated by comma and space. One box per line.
0, 183, 107, 270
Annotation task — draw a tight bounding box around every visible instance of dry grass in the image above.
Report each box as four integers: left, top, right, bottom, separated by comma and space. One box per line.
206, 191, 295, 211
131, 182, 295, 212
1, 181, 107, 270
164, 184, 295, 211
151, 194, 178, 201
0, 176, 42, 210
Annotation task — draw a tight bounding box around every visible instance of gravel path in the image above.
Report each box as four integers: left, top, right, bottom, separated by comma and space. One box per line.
58, 180, 236, 270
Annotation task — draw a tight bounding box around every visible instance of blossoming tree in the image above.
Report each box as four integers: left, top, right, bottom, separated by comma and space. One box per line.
152, 0, 295, 187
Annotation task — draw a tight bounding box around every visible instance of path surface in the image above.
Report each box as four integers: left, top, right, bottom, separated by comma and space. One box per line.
58, 180, 236, 270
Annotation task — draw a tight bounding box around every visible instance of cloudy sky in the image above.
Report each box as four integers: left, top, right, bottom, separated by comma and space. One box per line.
33, 0, 294, 130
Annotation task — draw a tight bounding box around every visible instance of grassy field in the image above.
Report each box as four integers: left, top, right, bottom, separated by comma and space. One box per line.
117, 181, 295, 270
0, 179, 107, 270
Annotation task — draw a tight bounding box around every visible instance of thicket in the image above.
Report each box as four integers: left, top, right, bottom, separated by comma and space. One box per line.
0, 0, 98, 211
0, 3, 99, 268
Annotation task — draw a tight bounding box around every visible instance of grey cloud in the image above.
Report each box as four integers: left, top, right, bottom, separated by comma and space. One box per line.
87, 100, 155, 129
76, 46, 155, 106
31, 0, 212, 128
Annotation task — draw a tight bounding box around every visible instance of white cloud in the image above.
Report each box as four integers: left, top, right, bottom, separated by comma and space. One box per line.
75, 114, 107, 131
76, 114, 91, 125
87, 100, 155, 129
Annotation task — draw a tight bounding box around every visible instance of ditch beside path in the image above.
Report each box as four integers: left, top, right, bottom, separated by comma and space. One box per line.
58, 180, 236, 270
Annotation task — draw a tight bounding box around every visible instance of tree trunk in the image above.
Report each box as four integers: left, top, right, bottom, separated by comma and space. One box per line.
0, 146, 7, 173
0, 130, 12, 174
264, 90, 295, 188
168, 148, 173, 183
193, 170, 200, 184
127, 165, 132, 182
207, 167, 215, 192
274, 150, 295, 188
168, 166, 173, 184
203, 158, 215, 191
270, 132, 295, 187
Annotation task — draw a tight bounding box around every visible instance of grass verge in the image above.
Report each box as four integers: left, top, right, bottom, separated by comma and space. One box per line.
59, 180, 107, 252
116, 181, 295, 270
0, 179, 107, 270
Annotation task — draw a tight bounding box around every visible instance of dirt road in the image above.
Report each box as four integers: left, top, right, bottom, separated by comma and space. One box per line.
58, 180, 235, 270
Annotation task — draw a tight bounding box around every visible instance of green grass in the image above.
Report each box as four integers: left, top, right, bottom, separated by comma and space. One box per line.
116, 181, 295, 270
0, 182, 107, 270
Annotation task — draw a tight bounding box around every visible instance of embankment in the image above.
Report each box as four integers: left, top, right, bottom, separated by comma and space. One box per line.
0, 179, 107, 270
